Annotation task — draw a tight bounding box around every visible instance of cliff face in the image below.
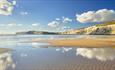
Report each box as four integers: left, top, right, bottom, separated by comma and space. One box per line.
61, 21, 115, 35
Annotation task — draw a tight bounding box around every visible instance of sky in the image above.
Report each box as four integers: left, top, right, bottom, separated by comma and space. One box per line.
0, 0, 115, 34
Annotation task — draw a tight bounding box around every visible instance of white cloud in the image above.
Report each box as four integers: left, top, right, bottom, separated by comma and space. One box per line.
56, 18, 60, 21
0, 23, 23, 27
7, 23, 16, 26
12, 0, 16, 5
62, 17, 72, 23
76, 48, 115, 61
20, 11, 28, 16
0, 0, 16, 15
62, 26, 70, 29
48, 17, 72, 28
48, 21, 60, 28
32, 23, 39, 26
7, 23, 23, 27
55, 26, 71, 31
76, 9, 115, 23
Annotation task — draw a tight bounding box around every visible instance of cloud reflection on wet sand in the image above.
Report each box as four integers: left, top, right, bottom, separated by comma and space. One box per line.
0, 48, 15, 70
76, 48, 115, 61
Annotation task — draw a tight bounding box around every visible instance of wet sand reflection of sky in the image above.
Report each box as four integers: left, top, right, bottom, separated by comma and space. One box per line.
1, 44, 115, 70
76, 48, 115, 61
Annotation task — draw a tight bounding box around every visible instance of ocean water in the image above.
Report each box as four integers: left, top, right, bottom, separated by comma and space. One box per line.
0, 35, 115, 70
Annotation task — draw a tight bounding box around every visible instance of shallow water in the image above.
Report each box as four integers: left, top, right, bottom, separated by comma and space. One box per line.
0, 35, 115, 70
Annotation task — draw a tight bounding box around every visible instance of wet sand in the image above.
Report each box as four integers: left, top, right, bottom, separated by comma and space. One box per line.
0, 48, 10, 54
31, 38, 115, 48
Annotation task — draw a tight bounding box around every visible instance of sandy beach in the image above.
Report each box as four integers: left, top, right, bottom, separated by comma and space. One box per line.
31, 38, 115, 48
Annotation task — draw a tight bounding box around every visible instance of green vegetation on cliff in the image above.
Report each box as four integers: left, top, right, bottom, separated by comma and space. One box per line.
96, 21, 115, 27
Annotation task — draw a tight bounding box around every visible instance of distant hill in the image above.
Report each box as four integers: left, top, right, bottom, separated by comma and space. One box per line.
16, 31, 58, 35
61, 21, 115, 35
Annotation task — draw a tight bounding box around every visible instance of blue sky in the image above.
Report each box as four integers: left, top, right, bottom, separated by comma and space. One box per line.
0, 0, 115, 34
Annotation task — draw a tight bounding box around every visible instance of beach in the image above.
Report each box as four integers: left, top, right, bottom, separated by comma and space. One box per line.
31, 38, 115, 48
